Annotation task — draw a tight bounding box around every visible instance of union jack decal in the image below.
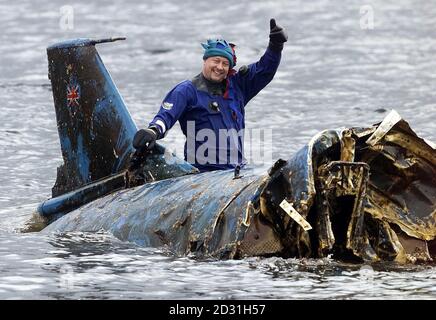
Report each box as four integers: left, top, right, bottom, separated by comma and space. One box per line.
67, 80, 80, 107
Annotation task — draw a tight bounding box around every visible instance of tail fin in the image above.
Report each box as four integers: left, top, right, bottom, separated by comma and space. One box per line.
47, 38, 136, 197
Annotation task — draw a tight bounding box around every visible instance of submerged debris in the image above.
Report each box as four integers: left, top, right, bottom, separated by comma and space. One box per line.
245, 110, 435, 263
36, 39, 435, 264
40, 111, 436, 264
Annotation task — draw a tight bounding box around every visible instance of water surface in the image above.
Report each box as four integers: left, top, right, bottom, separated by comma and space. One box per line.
0, 0, 435, 299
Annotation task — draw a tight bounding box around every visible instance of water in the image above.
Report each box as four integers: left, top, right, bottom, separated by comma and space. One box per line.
0, 0, 435, 299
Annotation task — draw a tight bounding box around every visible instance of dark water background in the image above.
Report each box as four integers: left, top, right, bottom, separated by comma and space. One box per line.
0, 0, 435, 299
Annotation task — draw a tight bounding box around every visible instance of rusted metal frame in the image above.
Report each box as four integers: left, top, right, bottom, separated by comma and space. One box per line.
383, 132, 435, 166
365, 186, 436, 240
315, 161, 370, 258
314, 166, 336, 257
345, 165, 370, 256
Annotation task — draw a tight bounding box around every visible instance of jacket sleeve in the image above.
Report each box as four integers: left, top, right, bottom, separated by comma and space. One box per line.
148, 81, 195, 138
235, 47, 282, 105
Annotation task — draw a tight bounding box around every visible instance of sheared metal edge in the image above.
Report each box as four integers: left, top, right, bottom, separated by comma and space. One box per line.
243, 201, 254, 227
359, 114, 436, 249
230, 181, 270, 259
366, 109, 402, 146
292, 130, 340, 257
304, 131, 328, 199
300, 129, 343, 216
283, 131, 339, 256
242, 175, 269, 227
200, 175, 265, 259
363, 116, 436, 241
353, 127, 377, 138
384, 220, 408, 264
365, 186, 436, 240
183, 181, 219, 256
383, 131, 435, 166
203, 178, 258, 253
210, 181, 256, 231
424, 138, 436, 149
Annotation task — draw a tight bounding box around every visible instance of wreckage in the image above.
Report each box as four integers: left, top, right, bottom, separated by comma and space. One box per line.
37, 38, 436, 264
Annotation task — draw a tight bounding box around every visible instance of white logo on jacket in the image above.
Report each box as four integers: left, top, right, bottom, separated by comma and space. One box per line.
162, 102, 173, 110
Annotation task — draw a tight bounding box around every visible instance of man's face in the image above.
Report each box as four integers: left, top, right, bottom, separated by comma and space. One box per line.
202, 56, 230, 82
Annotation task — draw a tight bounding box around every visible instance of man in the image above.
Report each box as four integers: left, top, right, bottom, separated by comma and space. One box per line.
133, 18, 288, 172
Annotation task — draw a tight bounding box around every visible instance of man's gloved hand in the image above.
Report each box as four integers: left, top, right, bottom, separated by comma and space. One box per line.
132, 128, 158, 151
269, 18, 288, 52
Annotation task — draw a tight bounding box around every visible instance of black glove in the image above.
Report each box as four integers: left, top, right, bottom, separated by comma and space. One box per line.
269, 18, 288, 52
132, 128, 158, 151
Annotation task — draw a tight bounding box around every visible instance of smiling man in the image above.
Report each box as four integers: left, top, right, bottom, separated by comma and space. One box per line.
133, 18, 288, 172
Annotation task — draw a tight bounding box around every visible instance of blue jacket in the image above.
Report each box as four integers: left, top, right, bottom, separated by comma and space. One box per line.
150, 47, 281, 172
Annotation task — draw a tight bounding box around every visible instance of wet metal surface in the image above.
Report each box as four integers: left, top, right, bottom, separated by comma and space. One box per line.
43, 107, 436, 264
1, 0, 436, 299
